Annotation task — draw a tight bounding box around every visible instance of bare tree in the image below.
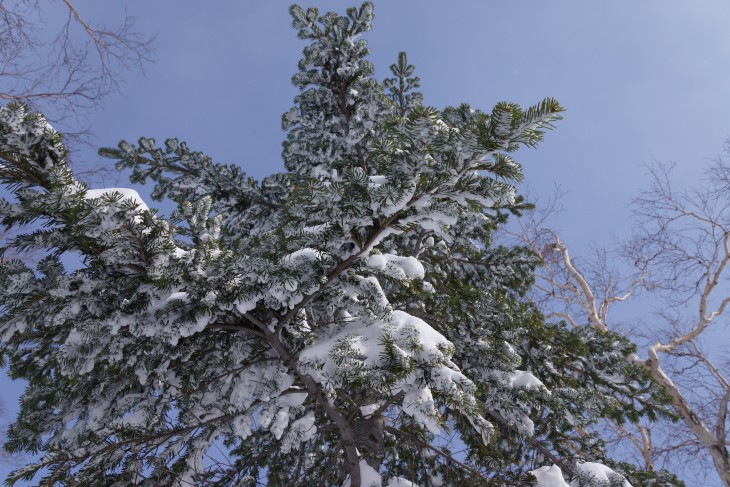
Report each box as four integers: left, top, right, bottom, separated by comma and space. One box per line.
627, 159, 730, 485
500, 189, 644, 334
501, 154, 730, 485
0, 0, 153, 130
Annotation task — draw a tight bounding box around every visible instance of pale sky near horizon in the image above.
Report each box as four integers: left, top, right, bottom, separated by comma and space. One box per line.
3, 1, 730, 485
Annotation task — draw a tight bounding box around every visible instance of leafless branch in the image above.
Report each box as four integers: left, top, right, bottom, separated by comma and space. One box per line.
0, 0, 153, 131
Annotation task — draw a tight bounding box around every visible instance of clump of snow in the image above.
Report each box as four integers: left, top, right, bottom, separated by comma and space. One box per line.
269, 408, 290, 440
574, 462, 632, 487
165, 291, 189, 303
232, 415, 254, 440
530, 465, 570, 487
85, 188, 149, 211
366, 253, 425, 280
531, 463, 633, 487
343, 459, 381, 487
299, 310, 485, 435
276, 391, 308, 408
299, 311, 451, 376
84, 187, 151, 231
387, 476, 416, 487
234, 294, 261, 314
359, 403, 380, 417
401, 386, 438, 434
280, 412, 317, 453
283, 247, 323, 264
510, 370, 546, 390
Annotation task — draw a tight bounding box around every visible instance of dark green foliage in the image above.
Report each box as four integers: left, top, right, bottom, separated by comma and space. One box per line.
0, 4, 677, 487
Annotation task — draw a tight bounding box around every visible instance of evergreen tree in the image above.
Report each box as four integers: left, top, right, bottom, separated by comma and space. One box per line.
0, 4, 675, 486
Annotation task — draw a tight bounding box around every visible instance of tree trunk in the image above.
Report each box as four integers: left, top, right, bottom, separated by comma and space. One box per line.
353, 412, 386, 470
642, 347, 730, 486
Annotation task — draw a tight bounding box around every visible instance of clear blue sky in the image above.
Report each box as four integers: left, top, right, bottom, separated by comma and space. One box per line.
3, 1, 730, 484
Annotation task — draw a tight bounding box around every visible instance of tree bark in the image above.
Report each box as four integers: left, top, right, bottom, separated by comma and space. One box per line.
640, 346, 730, 486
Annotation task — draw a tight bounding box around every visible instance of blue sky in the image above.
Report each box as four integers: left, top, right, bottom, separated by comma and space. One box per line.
71, 0, 730, 249
3, 1, 730, 484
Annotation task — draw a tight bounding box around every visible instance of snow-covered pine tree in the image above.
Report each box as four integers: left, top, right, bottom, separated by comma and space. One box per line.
0, 4, 676, 486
